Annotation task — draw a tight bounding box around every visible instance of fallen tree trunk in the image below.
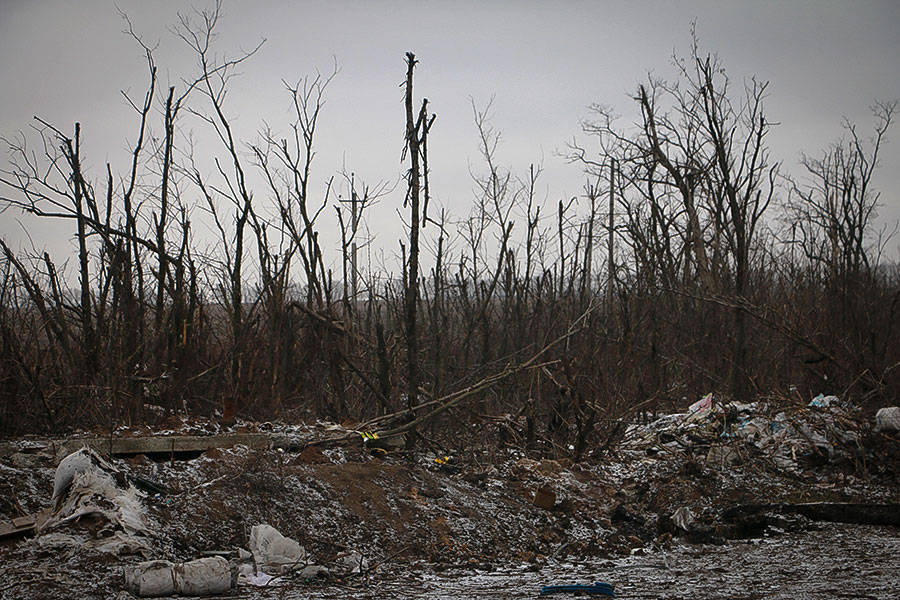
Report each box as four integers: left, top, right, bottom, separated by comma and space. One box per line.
722, 503, 900, 527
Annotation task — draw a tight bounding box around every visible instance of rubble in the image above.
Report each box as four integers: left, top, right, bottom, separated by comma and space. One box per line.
621, 394, 866, 474
0, 408, 898, 599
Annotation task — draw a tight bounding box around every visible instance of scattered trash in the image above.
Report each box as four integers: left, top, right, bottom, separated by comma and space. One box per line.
248, 523, 308, 575
809, 394, 840, 409
240, 571, 282, 587
52, 447, 122, 507
337, 550, 370, 574
689, 393, 714, 416
875, 407, 900, 432
621, 394, 864, 474
672, 507, 694, 531
706, 444, 740, 466
540, 581, 615, 596
124, 556, 235, 597
1, 411, 897, 599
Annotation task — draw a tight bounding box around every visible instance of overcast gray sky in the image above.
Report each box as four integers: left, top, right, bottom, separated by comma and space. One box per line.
1, 0, 899, 273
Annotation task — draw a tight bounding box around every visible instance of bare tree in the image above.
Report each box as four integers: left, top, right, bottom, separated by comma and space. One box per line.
787, 101, 897, 284
401, 52, 435, 431
176, 0, 264, 421
571, 31, 778, 402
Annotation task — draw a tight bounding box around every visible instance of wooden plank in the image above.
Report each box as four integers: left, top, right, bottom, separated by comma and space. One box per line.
58, 433, 277, 458
12, 516, 33, 528
0, 514, 36, 540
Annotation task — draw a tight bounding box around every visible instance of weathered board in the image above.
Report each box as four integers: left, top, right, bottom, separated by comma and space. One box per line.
57, 433, 285, 458
0, 514, 37, 540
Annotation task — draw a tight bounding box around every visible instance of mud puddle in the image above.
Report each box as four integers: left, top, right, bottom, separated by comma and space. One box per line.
249, 523, 898, 599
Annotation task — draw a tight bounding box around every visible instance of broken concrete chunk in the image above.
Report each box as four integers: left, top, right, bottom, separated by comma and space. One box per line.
249, 523, 307, 574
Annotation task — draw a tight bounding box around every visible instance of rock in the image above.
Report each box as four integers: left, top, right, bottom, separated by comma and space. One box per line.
299, 565, 329, 579
9, 452, 43, 469
533, 486, 556, 510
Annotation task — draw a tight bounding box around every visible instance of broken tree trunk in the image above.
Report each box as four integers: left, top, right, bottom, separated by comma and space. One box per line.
722, 503, 900, 527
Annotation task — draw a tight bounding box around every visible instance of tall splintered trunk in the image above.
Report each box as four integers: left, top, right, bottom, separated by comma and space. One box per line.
402, 52, 435, 442
404, 52, 422, 416
66, 123, 96, 376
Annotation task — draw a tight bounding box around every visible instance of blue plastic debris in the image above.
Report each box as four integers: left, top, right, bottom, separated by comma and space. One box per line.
809, 394, 840, 408
540, 581, 615, 596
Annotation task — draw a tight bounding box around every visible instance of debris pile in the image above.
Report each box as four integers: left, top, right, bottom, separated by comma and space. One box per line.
620, 394, 868, 473
0, 404, 898, 598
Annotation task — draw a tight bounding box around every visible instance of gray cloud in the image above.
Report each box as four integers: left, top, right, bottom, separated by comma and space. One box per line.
1, 0, 898, 268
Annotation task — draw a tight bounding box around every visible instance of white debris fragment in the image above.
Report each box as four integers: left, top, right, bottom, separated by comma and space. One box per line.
875, 407, 900, 432
249, 523, 307, 575
240, 571, 282, 587
37, 461, 150, 556
672, 506, 694, 531
337, 550, 370, 574
52, 447, 119, 506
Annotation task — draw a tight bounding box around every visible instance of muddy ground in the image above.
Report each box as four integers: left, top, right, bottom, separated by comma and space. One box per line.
1, 401, 899, 599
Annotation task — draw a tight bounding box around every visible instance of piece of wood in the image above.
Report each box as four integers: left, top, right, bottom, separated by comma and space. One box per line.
0, 514, 36, 540
57, 433, 291, 458
11, 516, 33, 528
